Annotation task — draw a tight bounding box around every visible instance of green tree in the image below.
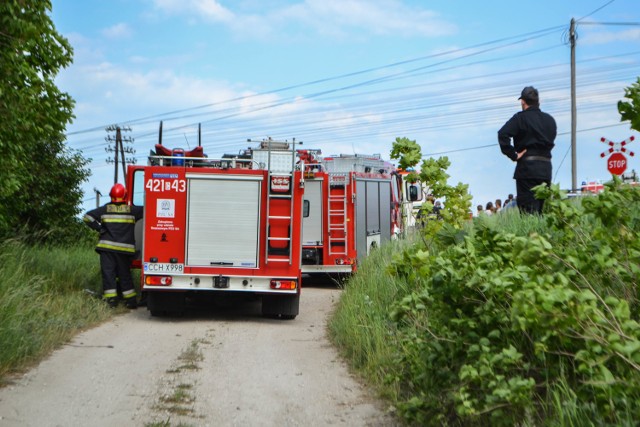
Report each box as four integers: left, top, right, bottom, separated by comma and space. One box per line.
0, 0, 90, 242
390, 136, 422, 182
618, 77, 640, 132
391, 137, 472, 235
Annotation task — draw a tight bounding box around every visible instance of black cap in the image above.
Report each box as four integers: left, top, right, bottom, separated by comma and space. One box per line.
518, 86, 539, 104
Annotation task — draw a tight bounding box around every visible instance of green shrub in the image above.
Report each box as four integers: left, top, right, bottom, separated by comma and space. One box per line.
386, 181, 640, 425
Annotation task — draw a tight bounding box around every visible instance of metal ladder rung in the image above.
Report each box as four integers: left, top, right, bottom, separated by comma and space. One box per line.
268, 215, 291, 220
266, 258, 291, 262
267, 237, 291, 241
269, 194, 292, 199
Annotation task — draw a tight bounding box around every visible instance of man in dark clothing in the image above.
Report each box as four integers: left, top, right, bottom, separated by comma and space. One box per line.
84, 183, 144, 308
498, 86, 557, 214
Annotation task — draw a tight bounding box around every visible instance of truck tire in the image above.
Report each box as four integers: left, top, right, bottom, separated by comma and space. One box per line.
147, 292, 186, 317
262, 294, 299, 320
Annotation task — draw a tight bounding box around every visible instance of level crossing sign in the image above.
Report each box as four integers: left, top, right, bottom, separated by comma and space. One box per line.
600, 136, 635, 176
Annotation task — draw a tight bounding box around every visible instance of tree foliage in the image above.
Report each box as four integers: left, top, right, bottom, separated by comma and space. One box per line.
390, 137, 422, 183
390, 136, 472, 236
618, 77, 640, 133
0, 0, 90, 243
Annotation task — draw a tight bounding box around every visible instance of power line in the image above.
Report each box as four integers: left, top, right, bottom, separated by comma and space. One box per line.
64, 24, 567, 137
576, 0, 616, 22
67, 46, 640, 156
65, 20, 640, 184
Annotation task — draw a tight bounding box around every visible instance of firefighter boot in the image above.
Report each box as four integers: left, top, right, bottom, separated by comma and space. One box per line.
105, 297, 119, 308
124, 297, 138, 310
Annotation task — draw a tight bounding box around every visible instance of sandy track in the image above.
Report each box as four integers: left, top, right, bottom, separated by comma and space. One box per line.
0, 286, 397, 427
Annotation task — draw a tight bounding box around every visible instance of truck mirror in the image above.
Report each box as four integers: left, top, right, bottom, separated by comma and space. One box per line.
303, 200, 310, 218
408, 184, 421, 202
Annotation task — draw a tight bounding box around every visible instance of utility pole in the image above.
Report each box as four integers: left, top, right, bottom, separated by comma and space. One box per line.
105, 125, 136, 184
570, 18, 577, 191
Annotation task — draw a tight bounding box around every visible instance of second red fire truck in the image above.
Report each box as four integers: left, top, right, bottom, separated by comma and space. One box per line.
297, 150, 404, 275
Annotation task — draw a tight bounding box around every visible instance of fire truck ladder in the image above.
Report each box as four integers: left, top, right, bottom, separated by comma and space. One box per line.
264, 142, 297, 265
328, 175, 348, 256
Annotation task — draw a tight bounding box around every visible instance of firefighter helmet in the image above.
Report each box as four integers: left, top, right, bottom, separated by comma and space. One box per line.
109, 183, 127, 203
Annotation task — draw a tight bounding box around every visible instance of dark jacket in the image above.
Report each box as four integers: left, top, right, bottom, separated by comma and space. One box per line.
498, 106, 557, 180
84, 203, 144, 254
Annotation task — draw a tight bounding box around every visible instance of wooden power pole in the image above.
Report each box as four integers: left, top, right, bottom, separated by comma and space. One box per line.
570, 18, 577, 191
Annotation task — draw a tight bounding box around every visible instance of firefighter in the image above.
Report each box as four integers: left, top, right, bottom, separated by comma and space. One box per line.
83, 183, 143, 308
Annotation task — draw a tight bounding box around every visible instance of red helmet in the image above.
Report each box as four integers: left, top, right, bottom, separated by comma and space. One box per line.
109, 183, 127, 203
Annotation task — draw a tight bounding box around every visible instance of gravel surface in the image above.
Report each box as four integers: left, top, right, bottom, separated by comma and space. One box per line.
0, 285, 398, 427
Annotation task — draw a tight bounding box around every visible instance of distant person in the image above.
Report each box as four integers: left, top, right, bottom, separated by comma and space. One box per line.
504, 196, 517, 210
83, 183, 143, 309
485, 201, 494, 215
498, 86, 557, 214
505, 193, 515, 206
495, 199, 502, 212
476, 204, 484, 216
433, 200, 442, 218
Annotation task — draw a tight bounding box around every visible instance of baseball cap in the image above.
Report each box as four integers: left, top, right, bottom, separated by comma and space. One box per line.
518, 86, 539, 103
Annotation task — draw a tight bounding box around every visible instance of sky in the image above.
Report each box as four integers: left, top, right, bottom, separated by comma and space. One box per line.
50, 0, 640, 214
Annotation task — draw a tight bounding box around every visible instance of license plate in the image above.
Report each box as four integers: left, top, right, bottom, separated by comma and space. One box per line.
143, 262, 184, 273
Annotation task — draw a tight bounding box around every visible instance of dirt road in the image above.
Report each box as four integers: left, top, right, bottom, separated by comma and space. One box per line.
0, 285, 397, 426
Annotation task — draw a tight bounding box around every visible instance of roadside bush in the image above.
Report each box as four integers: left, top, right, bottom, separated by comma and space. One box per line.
388, 179, 640, 425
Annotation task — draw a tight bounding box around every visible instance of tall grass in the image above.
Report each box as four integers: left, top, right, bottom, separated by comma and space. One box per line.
329, 237, 416, 401
0, 240, 112, 383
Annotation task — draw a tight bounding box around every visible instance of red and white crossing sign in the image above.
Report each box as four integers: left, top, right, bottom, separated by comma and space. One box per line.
607, 152, 627, 175
600, 136, 635, 176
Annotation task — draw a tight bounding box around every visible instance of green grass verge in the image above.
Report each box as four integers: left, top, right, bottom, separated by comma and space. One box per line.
0, 239, 112, 383
328, 237, 415, 403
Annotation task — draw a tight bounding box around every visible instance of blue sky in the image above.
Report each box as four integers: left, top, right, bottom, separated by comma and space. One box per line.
50, 0, 640, 213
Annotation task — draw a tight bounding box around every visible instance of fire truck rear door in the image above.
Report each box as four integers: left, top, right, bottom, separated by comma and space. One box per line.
302, 179, 323, 245
185, 175, 262, 268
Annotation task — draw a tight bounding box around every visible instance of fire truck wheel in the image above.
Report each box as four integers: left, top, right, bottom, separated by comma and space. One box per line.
261, 294, 300, 320
147, 292, 186, 317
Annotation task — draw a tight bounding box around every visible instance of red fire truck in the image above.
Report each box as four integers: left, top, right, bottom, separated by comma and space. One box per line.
298, 151, 403, 274
126, 137, 305, 319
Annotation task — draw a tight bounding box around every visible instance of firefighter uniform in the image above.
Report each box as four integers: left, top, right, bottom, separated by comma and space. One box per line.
498, 86, 557, 214
84, 200, 143, 307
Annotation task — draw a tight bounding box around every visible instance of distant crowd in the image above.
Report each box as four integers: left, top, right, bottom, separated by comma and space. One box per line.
475, 193, 517, 216
418, 193, 519, 222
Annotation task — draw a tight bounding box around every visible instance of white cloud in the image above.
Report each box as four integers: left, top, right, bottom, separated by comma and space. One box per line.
101, 23, 133, 39
151, 0, 456, 38
153, 0, 235, 22
581, 28, 640, 45
278, 0, 456, 38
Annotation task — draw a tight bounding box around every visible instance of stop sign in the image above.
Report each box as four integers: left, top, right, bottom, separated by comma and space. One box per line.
607, 152, 627, 175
